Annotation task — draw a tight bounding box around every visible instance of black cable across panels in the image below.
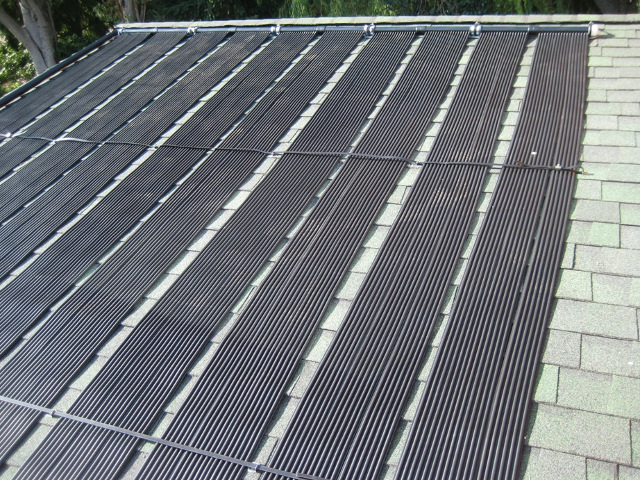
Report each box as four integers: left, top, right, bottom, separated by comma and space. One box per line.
11, 31, 413, 480
0, 33, 186, 178
263, 31, 527, 480
132, 30, 468, 480
0, 33, 146, 134
0, 32, 224, 223
395, 32, 588, 480
0, 30, 358, 462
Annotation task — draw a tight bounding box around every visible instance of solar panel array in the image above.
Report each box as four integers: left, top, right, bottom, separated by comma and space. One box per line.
0, 26, 587, 480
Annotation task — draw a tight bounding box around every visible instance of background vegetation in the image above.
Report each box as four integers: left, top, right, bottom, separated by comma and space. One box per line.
1, 0, 637, 96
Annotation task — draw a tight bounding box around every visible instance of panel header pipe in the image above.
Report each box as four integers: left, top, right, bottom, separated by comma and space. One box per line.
115, 23, 594, 35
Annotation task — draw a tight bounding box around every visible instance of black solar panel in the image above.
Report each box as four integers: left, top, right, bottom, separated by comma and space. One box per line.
0, 25, 588, 480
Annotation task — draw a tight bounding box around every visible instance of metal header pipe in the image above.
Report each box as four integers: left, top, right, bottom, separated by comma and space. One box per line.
115, 23, 592, 35
0, 30, 118, 109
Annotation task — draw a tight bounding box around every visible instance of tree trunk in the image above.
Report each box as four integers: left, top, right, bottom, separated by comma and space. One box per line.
0, 0, 57, 74
120, 0, 147, 22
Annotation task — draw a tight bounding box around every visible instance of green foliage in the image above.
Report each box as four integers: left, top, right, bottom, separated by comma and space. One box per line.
280, 0, 394, 17
0, 34, 35, 96
147, 0, 280, 20
54, 0, 119, 58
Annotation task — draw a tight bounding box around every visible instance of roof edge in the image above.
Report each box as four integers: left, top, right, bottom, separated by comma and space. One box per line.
116, 13, 640, 29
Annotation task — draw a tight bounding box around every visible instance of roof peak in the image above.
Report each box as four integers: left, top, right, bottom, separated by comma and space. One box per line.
115, 13, 640, 30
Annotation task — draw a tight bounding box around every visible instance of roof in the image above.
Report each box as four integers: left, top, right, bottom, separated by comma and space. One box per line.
522, 20, 640, 480
0, 15, 637, 480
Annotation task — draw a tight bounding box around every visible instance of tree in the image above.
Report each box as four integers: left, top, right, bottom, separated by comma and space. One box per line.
118, 0, 148, 23
0, 0, 57, 74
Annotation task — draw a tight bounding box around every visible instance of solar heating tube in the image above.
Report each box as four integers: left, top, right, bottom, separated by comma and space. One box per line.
0, 33, 146, 134
0, 30, 358, 462
11, 31, 413, 480
395, 32, 588, 480
0, 32, 184, 177
263, 31, 528, 480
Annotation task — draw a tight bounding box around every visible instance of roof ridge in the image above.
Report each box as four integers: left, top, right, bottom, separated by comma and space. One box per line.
116, 13, 640, 29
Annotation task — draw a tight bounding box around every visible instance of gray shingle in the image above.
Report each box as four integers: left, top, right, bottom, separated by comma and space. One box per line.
592, 274, 640, 307
566, 221, 619, 248
622, 225, 640, 249
586, 459, 616, 480
582, 146, 640, 164
527, 403, 631, 464
607, 90, 640, 103
542, 329, 582, 368
593, 66, 640, 78
557, 367, 640, 418
588, 56, 613, 67
320, 299, 350, 331
334, 271, 367, 300
584, 115, 618, 130
585, 102, 640, 116
581, 335, 640, 378
550, 299, 637, 339
583, 130, 636, 147
574, 179, 602, 200
534, 364, 559, 403
620, 466, 640, 480
556, 269, 592, 301
571, 199, 620, 224
521, 447, 586, 480
375, 203, 403, 226
619, 116, 640, 131
305, 329, 335, 363
350, 248, 379, 273
574, 245, 640, 277
622, 204, 640, 226
584, 163, 640, 183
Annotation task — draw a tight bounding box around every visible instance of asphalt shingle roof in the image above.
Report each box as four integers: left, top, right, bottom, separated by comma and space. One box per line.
522, 21, 640, 480
0, 15, 637, 480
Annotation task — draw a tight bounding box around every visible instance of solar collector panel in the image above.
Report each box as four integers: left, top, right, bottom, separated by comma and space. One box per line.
11, 31, 413, 480
262, 31, 528, 480
395, 32, 588, 480
0, 33, 185, 178
0, 33, 147, 134
0, 30, 359, 461
0, 32, 226, 223
131, 30, 468, 480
